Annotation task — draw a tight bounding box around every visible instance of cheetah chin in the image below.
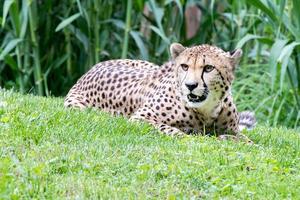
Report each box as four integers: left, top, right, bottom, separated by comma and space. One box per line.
187, 93, 207, 103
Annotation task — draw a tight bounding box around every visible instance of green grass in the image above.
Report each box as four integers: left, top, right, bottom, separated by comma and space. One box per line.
0, 89, 299, 199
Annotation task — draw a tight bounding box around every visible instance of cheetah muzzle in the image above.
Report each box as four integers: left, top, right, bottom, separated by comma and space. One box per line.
64, 43, 256, 139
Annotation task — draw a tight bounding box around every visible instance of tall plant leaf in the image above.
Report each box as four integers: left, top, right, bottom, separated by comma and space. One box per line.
269, 39, 288, 90
130, 31, 149, 60
246, 0, 277, 22
20, 0, 29, 38
292, 0, 300, 31
76, 0, 90, 28
55, 13, 81, 32
277, 42, 300, 90
236, 34, 263, 49
2, 0, 15, 27
68, 25, 89, 52
150, 26, 170, 44
148, 0, 164, 31
0, 38, 22, 60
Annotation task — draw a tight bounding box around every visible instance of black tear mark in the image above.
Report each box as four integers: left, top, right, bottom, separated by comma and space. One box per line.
201, 68, 208, 95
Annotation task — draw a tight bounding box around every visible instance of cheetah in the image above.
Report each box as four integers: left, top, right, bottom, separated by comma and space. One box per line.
65, 43, 256, 138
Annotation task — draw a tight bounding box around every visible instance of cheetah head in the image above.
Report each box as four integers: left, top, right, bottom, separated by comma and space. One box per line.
170, 43, 242, 109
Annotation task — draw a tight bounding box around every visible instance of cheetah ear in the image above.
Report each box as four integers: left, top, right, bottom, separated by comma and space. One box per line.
229, 48, 243, 67
170, 43, 186, 59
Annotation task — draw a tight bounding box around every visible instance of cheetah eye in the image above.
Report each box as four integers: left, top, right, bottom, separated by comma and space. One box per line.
181, 64, 189, 71
203, 65, 215, 73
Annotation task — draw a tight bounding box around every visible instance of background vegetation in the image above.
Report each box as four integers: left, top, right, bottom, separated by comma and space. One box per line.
0, 0, 299, 129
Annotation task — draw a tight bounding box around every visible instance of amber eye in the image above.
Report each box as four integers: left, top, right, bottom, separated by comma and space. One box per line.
181, 64, 189, 71
203, 65, 215, 72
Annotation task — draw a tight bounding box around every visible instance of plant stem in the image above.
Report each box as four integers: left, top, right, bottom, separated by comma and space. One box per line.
16, 47, 24, 93
23, 38, 30, 89
287, 66, 300, 109
94, 0, 100, 63
121, 0, 132, 59
295, 51, 300, 91
87, 1, 94, 71
10, 2, 24, 93
65, 30, 72, 76
28, 1, 43, 95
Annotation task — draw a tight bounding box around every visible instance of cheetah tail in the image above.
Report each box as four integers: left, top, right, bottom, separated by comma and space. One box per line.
239, 111, 256, 131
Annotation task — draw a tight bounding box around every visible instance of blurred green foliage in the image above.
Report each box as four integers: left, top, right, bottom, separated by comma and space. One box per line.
0, 0, 299, 128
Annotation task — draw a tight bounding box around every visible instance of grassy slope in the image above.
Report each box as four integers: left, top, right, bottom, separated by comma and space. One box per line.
0, 90, 299, 199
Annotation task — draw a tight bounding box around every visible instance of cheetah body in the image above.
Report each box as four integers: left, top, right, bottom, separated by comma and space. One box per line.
65, 44, 253, 136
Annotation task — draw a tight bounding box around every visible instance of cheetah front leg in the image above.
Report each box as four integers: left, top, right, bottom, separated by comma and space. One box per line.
130, 109, 186, 137
64, 92, 89, 109
215, 125, 253, 144
155, 123, 186, 137
218, 134, 253, 144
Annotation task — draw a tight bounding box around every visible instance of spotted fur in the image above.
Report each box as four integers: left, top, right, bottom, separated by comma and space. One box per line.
65, 43, 256, 137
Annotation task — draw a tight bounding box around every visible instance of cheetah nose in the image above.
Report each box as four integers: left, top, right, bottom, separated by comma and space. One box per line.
185, 83, 198, 91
